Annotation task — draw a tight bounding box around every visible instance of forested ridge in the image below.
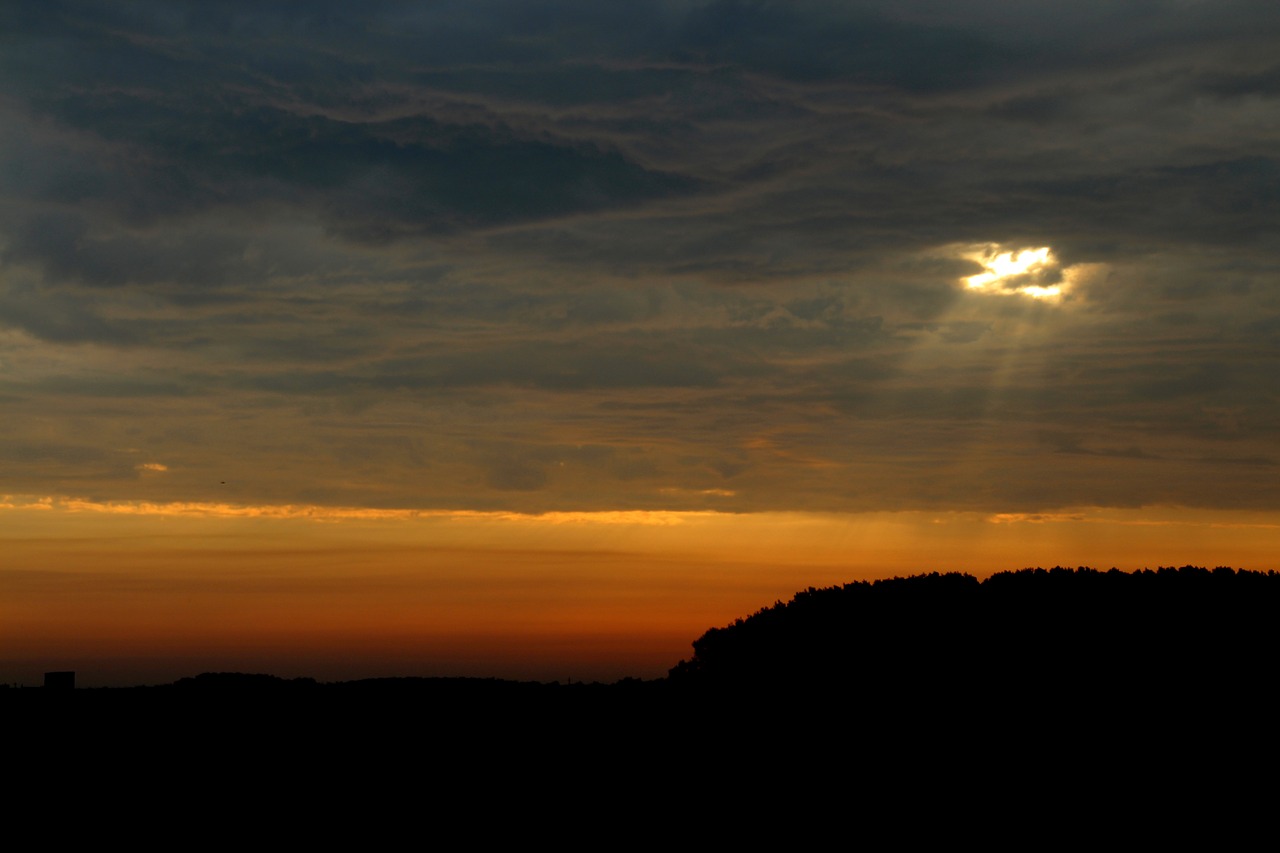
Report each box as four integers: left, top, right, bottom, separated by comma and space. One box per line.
668, 566, 1280, 700
13, 565, 1276, 700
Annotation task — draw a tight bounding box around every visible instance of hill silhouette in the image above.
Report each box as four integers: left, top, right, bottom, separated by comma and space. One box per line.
667, 566, 1279, 707
11, 565, 1276, 708
13, 567, 1271, 840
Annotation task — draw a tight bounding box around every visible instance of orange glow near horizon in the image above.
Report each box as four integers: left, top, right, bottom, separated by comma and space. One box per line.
3, 495, 1278, 686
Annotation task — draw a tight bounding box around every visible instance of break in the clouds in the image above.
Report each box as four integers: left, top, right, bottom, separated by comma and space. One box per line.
2, 0, 1279, 513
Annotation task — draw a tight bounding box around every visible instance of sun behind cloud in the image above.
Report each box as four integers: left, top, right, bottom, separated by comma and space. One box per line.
964, 245, 1064, 299
952, 243, 1111, 305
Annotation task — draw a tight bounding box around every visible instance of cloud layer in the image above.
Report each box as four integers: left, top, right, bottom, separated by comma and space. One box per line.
3, 1, 1278, 513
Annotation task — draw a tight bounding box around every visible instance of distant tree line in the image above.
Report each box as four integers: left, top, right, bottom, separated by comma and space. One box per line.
667, 566, 1280, 705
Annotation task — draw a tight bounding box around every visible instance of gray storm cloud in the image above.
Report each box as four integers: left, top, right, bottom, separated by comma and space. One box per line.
1, 0, 1277, 512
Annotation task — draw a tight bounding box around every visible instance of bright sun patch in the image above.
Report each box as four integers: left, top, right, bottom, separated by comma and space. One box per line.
964, 245, 1063, 299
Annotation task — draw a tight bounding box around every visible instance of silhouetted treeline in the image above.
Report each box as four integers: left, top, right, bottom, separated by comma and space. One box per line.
12, 566, 1275, 821
172, 672, 319, 689
15, 565, 1277, 710
116, 671, 665, 696
161, 673, 657, 694
668, 566, 1280, 705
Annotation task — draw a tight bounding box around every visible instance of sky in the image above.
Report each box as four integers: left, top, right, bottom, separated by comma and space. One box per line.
3, 1, 1280, 685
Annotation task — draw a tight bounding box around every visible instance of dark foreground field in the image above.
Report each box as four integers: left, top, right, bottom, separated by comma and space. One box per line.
8, 568, 1277, 841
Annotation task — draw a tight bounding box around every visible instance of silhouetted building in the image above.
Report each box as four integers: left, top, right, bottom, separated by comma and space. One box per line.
44, 671, 75, 689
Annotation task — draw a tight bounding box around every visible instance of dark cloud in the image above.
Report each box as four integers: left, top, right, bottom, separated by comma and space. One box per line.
0, 283, 140, 345
242, 337, 725, 395
2, 211, 255, 289
1, 1, 1278, 513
